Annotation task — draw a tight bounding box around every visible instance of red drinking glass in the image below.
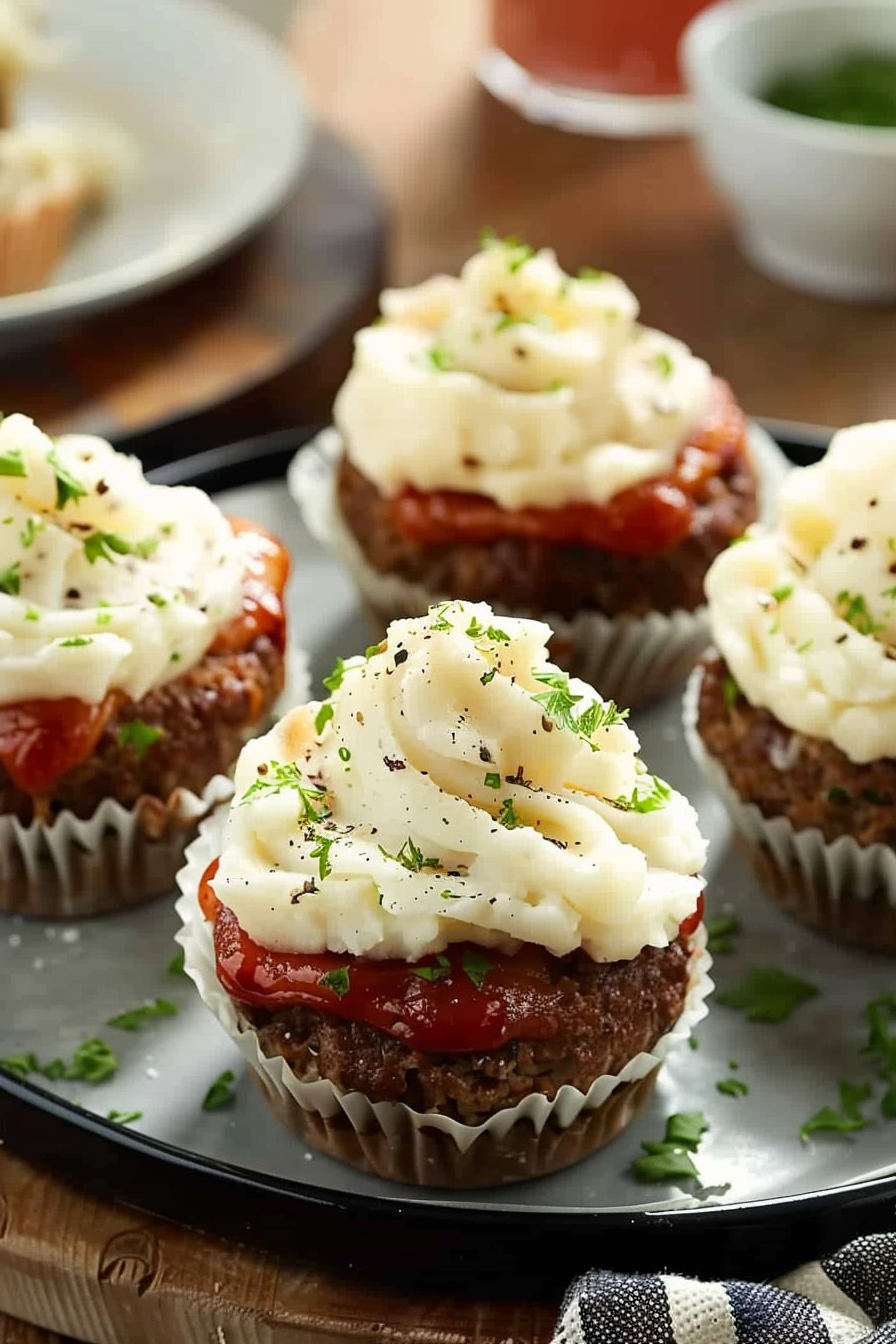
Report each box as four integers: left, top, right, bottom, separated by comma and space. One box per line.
480, 0, 717, 136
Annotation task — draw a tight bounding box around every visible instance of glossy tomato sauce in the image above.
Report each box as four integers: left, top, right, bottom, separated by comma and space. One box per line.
199, 859, 704, 1053
0, 518, 289, 796
390, 379, 747, 556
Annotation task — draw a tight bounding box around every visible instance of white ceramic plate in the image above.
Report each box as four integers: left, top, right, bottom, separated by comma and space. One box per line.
0, 0, 310, 334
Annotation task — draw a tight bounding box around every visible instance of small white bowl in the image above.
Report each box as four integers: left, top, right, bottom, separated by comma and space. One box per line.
682, 0, 896, 301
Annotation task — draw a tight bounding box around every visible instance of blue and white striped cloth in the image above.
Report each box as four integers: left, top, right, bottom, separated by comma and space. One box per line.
553, 1234, 896, 1343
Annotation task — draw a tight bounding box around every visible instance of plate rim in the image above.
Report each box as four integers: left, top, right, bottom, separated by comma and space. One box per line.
0, 0, 311, 332
8, 416, 896, 1282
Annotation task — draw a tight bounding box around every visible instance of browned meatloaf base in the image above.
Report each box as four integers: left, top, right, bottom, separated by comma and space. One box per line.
698, 655, 896, 848
0, 634, 284, 824
336, 450, 758, 623
238, 938, 691, 1126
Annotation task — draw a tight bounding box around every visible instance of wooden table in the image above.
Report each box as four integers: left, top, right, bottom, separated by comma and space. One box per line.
0, 1149, 557, 1344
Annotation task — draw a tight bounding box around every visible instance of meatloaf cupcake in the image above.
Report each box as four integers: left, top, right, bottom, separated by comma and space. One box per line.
0, 413, 293, 917
0, 123, 131, 297
178, 599, 711, 1187
686, 421, 896, 954
291, 235, 785, 707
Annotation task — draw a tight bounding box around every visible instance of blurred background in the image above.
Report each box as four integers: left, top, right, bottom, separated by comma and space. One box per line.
5, 0, 896, 463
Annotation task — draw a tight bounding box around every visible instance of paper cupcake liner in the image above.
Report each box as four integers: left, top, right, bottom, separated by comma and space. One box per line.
683, 664, 896, 954
0, 647, 309, 920
0, 773, 235, 920
176, 812, 713, 1188
0, 181, 84, 297
288, 427, 788, 710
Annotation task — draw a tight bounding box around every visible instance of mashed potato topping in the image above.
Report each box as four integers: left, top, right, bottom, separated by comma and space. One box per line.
334, 239, 713, 511
215, 601, 707, 963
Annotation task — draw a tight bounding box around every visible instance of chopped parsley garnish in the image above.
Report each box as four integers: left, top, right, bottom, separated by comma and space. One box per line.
427, 345, 454, 371
323, 656, 348, 692
836, 589, 883, 636
578, 265, 606, 280
631, 1111, 708, 1184
666, 1111, 710, 1151
0, 1052, 38, 1077
689, 1036, 699, 1051
480, 227, 534, 273
440, 889, 461, 900
378, 836, 440, 872
653, 351, 674, 378
202, 1070, 236, 1111
58, 636, 92, 648
20, 517, 43, 548
0, 560, 20, 595
365, 641, 384, 658
167, 950, 186, 977
47, 448, 87, 509
429, 600, 461, 632
338, 746, 351, 763
531, 667, 628, 746
319, 966, 351, 998
147, 592, 167, 607
0, 447, 25, 477
771, 584, 794, 603
800, 1080, 873, 1141
506, 240, 534, 273
107, 1110, 142, 1125
241, 761, 329, 824
494, 312, 535, 333
828, 785, 851, 805
717, 966, 819, 1022
24, 605, 38, 621
575, 699, 628, 738
480, 667, 497, 686
717, 1078, 749, 1098
863, 994, 896, 1119
613, 775, 671, 814
107, 998, 178, 1031
1, 1039, 118, 1084
706, 914, 741, 956
497, 797, 523, 829
310, 832, 335, 880
545, 379, 568, 393
67, 1038, 119, 1082
83, 531, 155, 566
411, 955, 451, 984
484, 771, 501, 789
796, 640, 814, 654
864, 994, 896, 1073
315, 702, 334, 734
461, 948, 494, 990
465, 616, 510, 643
117, 720, 165, 759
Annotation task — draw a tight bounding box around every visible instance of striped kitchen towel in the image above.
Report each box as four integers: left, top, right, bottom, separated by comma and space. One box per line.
553, 1233, 896, 1343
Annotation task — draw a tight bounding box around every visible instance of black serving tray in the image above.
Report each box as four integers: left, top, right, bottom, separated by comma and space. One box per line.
8, 419, 892, 1301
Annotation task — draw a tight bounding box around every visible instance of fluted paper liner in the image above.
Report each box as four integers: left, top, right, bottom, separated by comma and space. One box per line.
288, 426, 789, 710
0, 647, 309, 919
0, 178, 84, 297
0, 773, 234, 919
684, 664, 896, 954
176, 813, 713, 1188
